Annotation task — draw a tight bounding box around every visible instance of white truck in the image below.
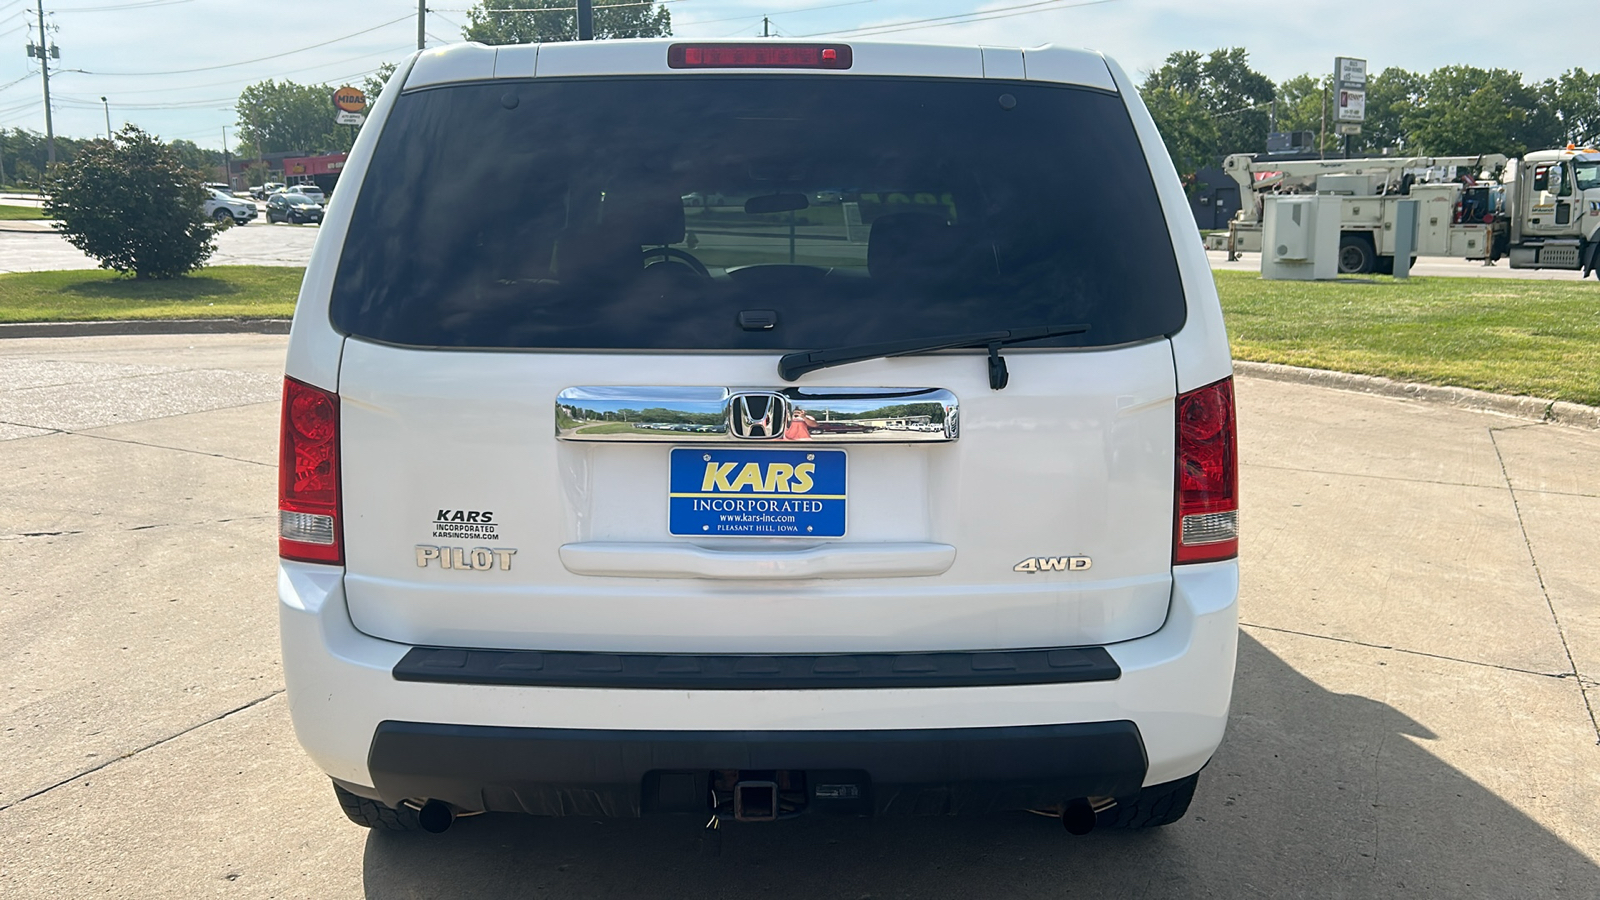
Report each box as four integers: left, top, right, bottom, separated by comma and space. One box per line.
1207, 146, 1600, 278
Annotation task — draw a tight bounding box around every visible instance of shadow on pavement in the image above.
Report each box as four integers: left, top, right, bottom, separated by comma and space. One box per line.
361, 633, 1598, 898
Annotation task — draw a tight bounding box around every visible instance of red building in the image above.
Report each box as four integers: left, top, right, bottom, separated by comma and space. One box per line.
282, 153, 349, 194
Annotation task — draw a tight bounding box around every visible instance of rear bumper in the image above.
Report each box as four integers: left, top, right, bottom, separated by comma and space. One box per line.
279, 560, 1237, 812
364, 720, 1147, 816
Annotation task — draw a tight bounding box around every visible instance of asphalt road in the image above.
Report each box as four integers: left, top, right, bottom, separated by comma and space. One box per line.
1, 334, 1598, 898
0, 216, 318, 274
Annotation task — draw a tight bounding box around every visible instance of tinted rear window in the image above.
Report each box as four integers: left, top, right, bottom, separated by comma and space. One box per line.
330, 76, 1185, 350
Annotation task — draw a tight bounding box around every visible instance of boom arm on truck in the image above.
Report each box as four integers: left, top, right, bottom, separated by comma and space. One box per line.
1221, 153, 1509, 227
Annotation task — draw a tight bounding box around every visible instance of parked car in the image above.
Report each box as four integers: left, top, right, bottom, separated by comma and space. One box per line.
285, 183, 325, 203
203, 188, 256, 225
252, 182, 285, 200
278, 39, 1239, 837
266, 192, 323, 225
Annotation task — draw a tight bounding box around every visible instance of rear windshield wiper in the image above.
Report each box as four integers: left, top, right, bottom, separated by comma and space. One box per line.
778, 324, 1090, 390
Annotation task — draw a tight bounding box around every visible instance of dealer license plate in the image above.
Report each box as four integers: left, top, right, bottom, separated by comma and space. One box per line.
669, 448, 847, 538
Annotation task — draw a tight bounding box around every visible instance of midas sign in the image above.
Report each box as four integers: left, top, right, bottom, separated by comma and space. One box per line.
333, 86, 367, 113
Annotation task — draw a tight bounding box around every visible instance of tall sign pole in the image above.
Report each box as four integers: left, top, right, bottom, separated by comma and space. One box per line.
1333, 56, 1367, 158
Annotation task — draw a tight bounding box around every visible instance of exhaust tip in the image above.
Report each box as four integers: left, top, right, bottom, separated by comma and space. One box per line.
1061, 798, 1096, 835
418, 799, 455, 833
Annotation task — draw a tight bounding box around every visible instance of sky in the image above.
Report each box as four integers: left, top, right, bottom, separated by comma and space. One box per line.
0, 0, 1572, 151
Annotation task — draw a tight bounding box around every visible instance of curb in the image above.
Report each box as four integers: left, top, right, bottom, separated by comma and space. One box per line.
0, 318, 291, 339
0, 221, 58, 233
1233, 361, 1600, 431
1, 321, 1594, 431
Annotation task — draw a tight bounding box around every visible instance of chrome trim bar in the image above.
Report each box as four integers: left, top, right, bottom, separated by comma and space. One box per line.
556, 386, 959, 442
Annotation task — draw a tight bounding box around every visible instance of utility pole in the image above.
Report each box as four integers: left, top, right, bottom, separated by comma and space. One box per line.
222, 126, 231, 188
763, 16, 770, 36
1319, 82, 1327, 161
31, 0, 55, 166
577, 0, 593, 40
417, 0, 425, 51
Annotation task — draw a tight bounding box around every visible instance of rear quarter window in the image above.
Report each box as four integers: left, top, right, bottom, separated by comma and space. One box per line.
330, 75, 1186, 351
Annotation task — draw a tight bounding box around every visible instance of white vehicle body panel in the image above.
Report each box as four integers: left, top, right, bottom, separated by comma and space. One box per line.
281, 558, 1238, 790
338, 339, 1177, 653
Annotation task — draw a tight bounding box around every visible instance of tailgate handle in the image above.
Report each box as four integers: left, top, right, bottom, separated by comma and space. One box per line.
558, 542, 955, 579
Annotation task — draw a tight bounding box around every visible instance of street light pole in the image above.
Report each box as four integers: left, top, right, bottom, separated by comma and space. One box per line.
100, 95, 109, 139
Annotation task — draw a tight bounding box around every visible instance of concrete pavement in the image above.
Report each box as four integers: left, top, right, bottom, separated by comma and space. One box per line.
1, 334, 1597, 898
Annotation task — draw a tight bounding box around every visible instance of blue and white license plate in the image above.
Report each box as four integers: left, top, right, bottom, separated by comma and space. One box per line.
669, 448, 847, 537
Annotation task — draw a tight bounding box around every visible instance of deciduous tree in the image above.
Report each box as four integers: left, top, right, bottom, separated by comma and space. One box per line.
1142, 48, 1274, 167
235, 79, 351, 157
462, 0, 672, 45
1540, 68, 1600, 147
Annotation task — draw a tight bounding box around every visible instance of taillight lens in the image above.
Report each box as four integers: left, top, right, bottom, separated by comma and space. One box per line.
279, 376, 342, 564
1174, 376, 1238, 564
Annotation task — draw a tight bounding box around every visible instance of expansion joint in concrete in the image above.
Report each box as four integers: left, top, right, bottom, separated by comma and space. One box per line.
0, 689, 285, 814
1239, 622, 1577, 681
1488, 428, 1600, 744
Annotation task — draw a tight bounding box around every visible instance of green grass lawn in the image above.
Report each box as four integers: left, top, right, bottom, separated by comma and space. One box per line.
0, 266, 303, 323
1215, 270, 1600, 406
0, 204, 48, 220
2, 263, 1595, 407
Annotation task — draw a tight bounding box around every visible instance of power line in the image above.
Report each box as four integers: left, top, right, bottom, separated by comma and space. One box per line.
51, 0, 196, 12
78, 43, 413, 98
800, 0, 1119, 38
676, 0, 883, 29
80, 12, 412, 76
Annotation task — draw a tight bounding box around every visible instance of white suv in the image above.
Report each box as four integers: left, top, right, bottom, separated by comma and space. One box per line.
204, 188, 256, 225
278, 39, 1239, 837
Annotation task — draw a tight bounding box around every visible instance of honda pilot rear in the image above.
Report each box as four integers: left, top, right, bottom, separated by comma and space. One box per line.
278, 38, 1239, 835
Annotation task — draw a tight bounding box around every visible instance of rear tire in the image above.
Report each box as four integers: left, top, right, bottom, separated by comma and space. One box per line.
1338, 233, 1375, 274
1097, 771, 1200, 830
332, 781, 424, 831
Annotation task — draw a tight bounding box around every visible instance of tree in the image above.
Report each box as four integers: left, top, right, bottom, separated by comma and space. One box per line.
235, 79, 351, 157
1540, 68, 1600, 147
1403, 67, 1557, 157
1356, 67, 1423, 154
1, 128, 84, 185
44, 125, 215, 279
1141, 85, 1219, 188
1142, 48, 1274, 164
463, 0, 671, 45
1270, 73, 1335, 154
168, 138, 222, 171
361, 62, 398, 106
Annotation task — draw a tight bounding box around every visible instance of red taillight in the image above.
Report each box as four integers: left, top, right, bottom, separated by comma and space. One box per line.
668, 43, 852, 69
1174, 376, 1238, 565
279, 376, 342, 564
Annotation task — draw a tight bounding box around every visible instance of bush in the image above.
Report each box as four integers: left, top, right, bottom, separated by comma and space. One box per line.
44, 125, 216, 279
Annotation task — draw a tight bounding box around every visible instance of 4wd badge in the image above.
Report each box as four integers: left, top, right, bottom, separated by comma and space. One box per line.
1013, 556, 1092, 573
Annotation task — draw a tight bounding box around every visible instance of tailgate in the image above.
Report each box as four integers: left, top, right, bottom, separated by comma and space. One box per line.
338, 339, 1175, 653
